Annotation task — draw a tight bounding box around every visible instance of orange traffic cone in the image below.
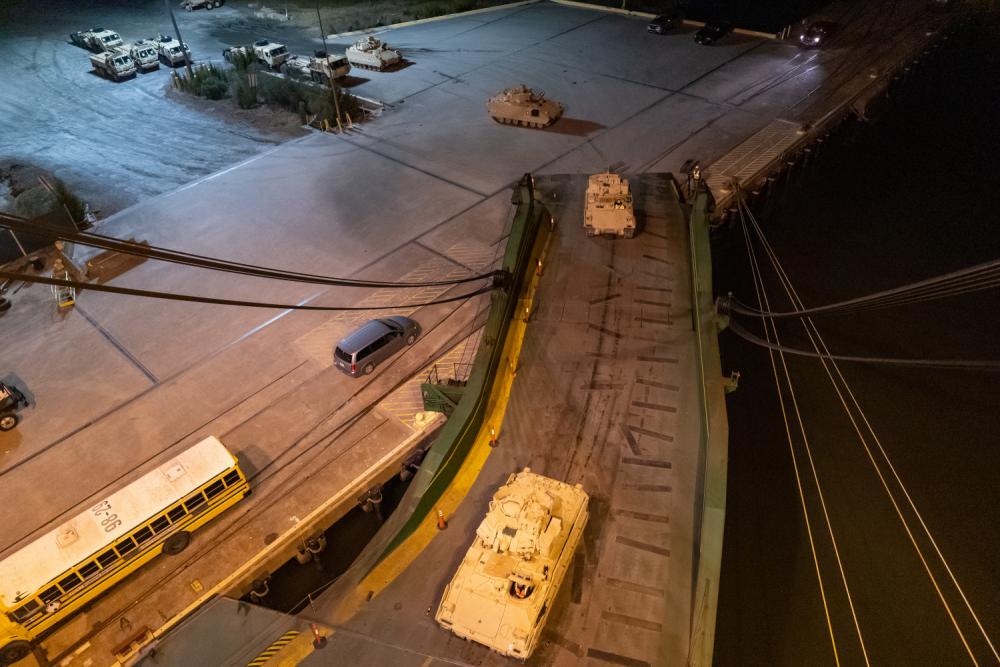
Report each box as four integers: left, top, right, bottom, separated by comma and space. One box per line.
311, 623, 327, 649
437, 509, 448, 530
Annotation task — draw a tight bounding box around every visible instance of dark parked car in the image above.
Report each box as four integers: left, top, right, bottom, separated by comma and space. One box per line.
799, 20, 837, 47
333, 316, 421, 377
647, 11, 684, 34
695, 21, 733, 45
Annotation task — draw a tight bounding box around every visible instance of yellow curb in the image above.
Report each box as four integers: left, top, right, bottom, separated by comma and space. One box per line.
330, 216, 553, 624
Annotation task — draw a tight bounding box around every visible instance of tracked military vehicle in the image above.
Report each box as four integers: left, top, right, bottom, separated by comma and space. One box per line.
486, 85, 563, 128
436, 468, 589, 660
584, 171, 636, 238
345, 36, 401, 71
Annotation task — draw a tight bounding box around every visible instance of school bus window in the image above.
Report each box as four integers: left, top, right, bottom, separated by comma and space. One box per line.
97, 549, 118, 568
184, 494, 206, 513
205, 479, 225, 499
58, 573, 82, 592
13, 600, 40, 621
150, 516, 170, 533
223, 471, 240, 486
79, 561, 100, 579
115, 538, 137, 557
134, 526, 154, 544
167, 506, 186, 523
40, 586, 60, 603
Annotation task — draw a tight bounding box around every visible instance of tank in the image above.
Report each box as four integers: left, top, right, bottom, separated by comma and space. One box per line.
486, 84, 563, 129
435, 468, 589, 660
345, 36, 401, 71
584, 172, 636, 238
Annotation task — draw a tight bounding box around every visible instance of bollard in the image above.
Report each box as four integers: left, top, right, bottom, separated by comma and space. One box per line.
436, 509, 448, 530
536, 258, 543, 276
311, 623, 327, 649
489, 426, 498, 448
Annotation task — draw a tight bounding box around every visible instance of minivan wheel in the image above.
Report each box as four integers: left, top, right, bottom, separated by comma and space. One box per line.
0, 414, 18, 431
363, 363, 375, 375
406, 334, 416, 346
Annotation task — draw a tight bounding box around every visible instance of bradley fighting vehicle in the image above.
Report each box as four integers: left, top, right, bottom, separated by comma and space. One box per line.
435, 468, 589, 659
584, 171, 636, 238
345, 36, 401, 71
486, 85, 563, 128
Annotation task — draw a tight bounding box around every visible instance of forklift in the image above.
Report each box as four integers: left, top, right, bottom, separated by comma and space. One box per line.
0, 382, 27, 431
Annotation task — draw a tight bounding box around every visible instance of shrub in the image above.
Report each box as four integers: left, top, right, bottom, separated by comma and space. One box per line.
235, 79, 258, 109
51, 179, 86, 224
177, 63, 231, 100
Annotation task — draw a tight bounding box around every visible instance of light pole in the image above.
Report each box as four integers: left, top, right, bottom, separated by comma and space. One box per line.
316, 2, 343, 132
164, 0, 194, 79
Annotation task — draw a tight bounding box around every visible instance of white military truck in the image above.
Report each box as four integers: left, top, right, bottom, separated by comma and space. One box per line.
181, 0, 225, 9
119, 40, 160, 72
583, 172, 636, 238
280, 50, 351, 86
89, 50, 136, 81
224, 40, 290, 70
70, 27, 123, 52
156, 35, 192, 67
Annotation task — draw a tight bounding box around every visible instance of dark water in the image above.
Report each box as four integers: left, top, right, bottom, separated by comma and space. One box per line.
713, 13, 1000, 667
242, 472, 413, 615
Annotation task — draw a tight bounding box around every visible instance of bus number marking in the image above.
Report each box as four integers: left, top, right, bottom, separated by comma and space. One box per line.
91, 501, 121, 532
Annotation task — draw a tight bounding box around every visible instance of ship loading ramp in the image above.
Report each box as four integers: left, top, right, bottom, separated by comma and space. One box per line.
292, 173, 715, 667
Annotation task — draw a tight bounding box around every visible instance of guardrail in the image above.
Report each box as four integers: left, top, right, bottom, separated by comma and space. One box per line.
373, 173, 549, 559
685, 186, 730, 667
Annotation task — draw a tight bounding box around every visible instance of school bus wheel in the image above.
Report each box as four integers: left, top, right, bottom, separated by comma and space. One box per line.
0, 640, 32, 665
163, 531, 191, 556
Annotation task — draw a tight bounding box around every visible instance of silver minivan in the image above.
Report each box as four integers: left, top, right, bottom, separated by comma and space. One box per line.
333, 316, 421, 377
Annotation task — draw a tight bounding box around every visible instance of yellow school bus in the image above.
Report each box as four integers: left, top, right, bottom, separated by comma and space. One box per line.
0, 436, 249, 665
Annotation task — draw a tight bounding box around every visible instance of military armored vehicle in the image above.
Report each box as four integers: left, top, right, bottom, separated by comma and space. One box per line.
436, 468, 589, 659
345, 36, 401, 71
281, 51, 351, 85
70, 27, 123, 53
584, 172, 636, 238
119, 40, 159, 72
486, 85, 563, 128
89, 50, 135, 81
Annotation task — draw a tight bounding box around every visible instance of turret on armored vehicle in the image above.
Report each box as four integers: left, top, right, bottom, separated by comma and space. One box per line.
584, 171, 636, 238
486, 85, 563, 128
70, 27, 123, 52
281, 51, 351, 85
345, 36, 401, 71
435, 468, 589, 660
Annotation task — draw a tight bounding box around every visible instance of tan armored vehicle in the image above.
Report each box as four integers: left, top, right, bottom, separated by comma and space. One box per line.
436, 468, 589, 659
346, 36, 401, 71
584, 171, 636, 238
487, 85, 563, 128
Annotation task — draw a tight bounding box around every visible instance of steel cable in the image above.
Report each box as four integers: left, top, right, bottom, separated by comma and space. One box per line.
0, 269, 499, 311
0, 213, 501, 289
728, 259, 1000, 318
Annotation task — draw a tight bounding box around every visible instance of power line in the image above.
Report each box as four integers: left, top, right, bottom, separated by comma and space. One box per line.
0, 213, 500, 289
0, 270, 500, 311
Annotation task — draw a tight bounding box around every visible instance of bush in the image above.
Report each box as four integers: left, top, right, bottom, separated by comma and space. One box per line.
177, 63, 231, 100
235, 79, 258, 109
51, 179, 86, 224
